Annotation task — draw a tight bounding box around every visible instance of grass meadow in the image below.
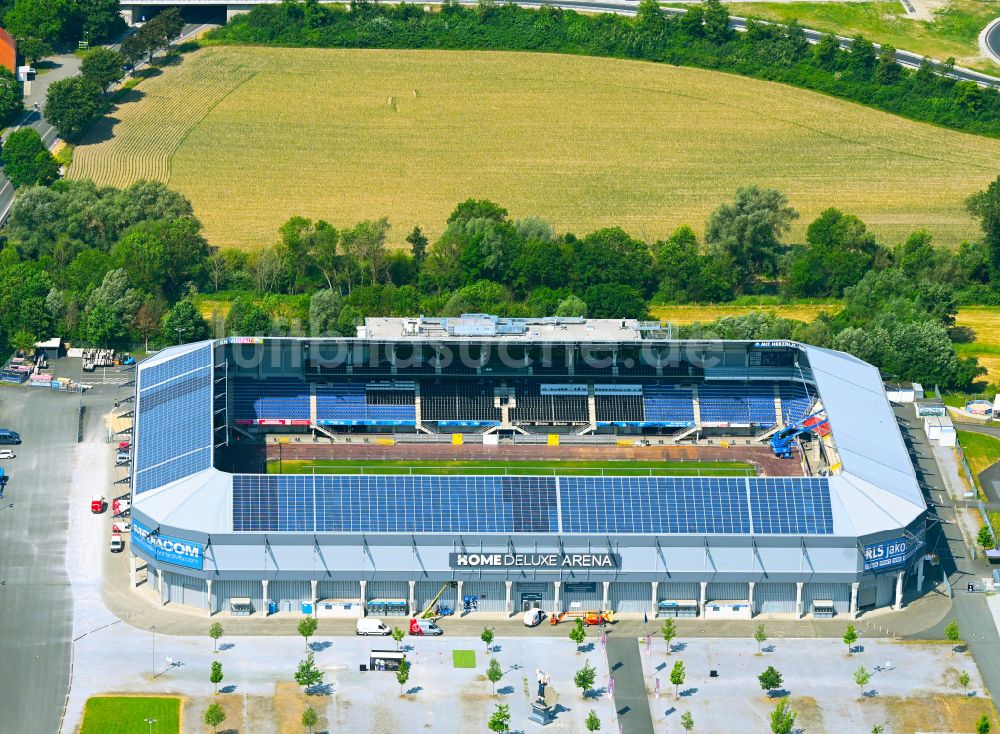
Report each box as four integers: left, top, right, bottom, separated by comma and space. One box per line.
68, 46, 998, 250
79, 696, 181, 734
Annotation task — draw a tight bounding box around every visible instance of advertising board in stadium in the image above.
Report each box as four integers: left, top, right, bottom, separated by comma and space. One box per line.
594, 384, 643, 395
541, 384, 589, 396
450, 553, 620, 569
863, 537, 909, 572
221, 336, 264, 345
131, 519, 204, 570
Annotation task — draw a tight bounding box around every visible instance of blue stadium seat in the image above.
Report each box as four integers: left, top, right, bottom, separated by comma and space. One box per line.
642, 385, 695, 425
698, 383, 776, 425
233, 378, 310, 421
316, 383, 416, 423
778, 382, 816, 424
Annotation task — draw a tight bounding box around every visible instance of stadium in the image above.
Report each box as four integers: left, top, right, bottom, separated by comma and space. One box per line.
126, 315, 927, 621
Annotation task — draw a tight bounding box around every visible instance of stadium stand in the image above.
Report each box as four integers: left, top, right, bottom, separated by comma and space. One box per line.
642, 385, 696, 425
316, 383, 416, 423
779, 382, 816, 424
699, 383, 776, 425
595, 392, 644, 422
233, 378, 310, 422
421, 381, 502, 423
511, 383, 589, 423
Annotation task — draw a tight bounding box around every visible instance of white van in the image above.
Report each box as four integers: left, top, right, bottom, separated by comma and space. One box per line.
357, 618, 391, 636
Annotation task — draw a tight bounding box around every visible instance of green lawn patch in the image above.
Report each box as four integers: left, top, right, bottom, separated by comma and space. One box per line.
268, 459, 756, 477
80, 696, 180, 734
452, 650, 476, 668
957, 430, 1000, 493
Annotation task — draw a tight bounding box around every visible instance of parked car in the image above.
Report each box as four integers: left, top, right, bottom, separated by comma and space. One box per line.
357, 618, 391, 636
523, 608, 546, 627
110, 534, 124, 553
90, 496, 106, 514
409, 618, 443, 636
0, 449, 14, 459
0, 429, 21, 445
112, 498, 130, 516
115, 452, 130, 466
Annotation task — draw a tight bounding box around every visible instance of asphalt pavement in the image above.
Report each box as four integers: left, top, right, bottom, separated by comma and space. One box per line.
982, 17, 1000, 66
606, 635, 655, 734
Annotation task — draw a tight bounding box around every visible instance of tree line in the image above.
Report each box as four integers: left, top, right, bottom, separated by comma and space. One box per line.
210, 0, 1000, 139
1, 174, 999, 388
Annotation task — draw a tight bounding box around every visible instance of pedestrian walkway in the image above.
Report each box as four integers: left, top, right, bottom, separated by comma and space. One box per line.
606, 635, 655, 734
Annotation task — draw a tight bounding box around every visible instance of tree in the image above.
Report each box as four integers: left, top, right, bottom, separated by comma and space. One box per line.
874, 44, 902, 85
661, 618, 677, 654
391, 626, 405, 651
134, 299, 165, 352
481, 627, 494, 653
225, 297, 271, 336
872, 726, 885, 734
770, 699, 797, 734
854, 665, 871, 700
555, 294, 587, 318
574, 659, 597, 698
308, 288, 342, 336
585, 710, 601, 732
487, 703, 511, 733
705, 186, 798, 283
80, 47, 125, 92
10, 329, 36, 354
209, 622, 224, 653
670, 660, 686, 699
395, 658, 411, 695
977, 714, 991, 734
4, 0, 75, 48
44, 77, 103, 141
78, 0, 126, 42
2, 128, 59, 188
203, 703, 226, 732
945, 618, 961, 654
407, 226, 428, 266
17, 37, 50, 64
570, 227, 654, 293
162, 299, 211, 345
119, 33, 146, 68
294, 651, 324, 691
960, 670, 971, 694
298, 616, 318, 648
301, 706, 318, 734
448, 198, 508, 226
0, 66, 19, 123
569, 618, 586, 652
843, 625, 858, 655
979, 525, 995, 550
583, 283, 648, 319
681, 711, 695, 731
758, 666, 783, 697
754, 624, 768, 654
968, 175, 1000, 282
210, 660, 224, 694
486, 657, 502, 695
341, 218, 390, 286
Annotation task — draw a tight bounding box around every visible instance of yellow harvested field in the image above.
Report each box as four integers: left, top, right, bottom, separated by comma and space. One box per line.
650, 303, 842, 324
955, 306, 1000, 383
69, 46, 999, 250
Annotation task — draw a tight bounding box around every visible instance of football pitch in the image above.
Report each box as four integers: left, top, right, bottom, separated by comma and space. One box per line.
268, 458, 756, 476
68, 46, 998, 249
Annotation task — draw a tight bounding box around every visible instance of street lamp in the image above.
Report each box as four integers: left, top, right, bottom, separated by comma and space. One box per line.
175, 327, 186, 345
144, 718, 157, 734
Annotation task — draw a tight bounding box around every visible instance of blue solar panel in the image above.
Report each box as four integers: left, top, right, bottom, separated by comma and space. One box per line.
232, 475, 559, 533
231, 473, 834, 536
134, 345, 213, 494
748, 477, 833, 534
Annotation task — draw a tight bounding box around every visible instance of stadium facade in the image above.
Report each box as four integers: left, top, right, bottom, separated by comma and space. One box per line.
127, 316, 927, 620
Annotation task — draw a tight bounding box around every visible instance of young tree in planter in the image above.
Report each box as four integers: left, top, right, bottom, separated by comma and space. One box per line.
843, 624, 858, 655
854, 665, 871, 700
396, 658, 411, 695
770, 699, 797, 734
301, 706, 318, 734
758, 666, 783, 698
670, 660, 686, 699
209, 622, 224, 653
681, 711, 695, 731
298, 616, 318, 648
979, 525, 996, 550
210, 660, 223, 694
754, 624, 768, 654
487, 703, 511, 733
945, 618, 961, 654
960, 670, 971, 695
569, 618, 586, 653
574, 660, 597, 698
294, 652, 324, 692
661, 618, 677, 654
486, 657, 502, 695
481, 627, 495, 654
977, 714, 991, 734
391, 626, 405, 651
585, 710, 601, 732
204, 703, 226, 733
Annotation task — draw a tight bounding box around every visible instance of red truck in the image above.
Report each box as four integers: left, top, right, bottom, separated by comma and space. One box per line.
90, 495, 106, 514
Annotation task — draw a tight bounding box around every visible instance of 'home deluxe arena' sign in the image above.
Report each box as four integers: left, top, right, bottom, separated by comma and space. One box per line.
450, 553, 621, 569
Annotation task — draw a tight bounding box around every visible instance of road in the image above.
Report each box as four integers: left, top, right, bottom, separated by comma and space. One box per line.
982, 17, 1000, 66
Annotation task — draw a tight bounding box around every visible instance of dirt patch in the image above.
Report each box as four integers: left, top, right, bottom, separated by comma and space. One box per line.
274, 681, 329, 734
789, 695, 825, 733
879, 694, 998, 734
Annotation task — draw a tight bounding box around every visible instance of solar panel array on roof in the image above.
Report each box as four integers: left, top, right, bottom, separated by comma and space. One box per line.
231, 474, 834, 535
134, 345, 213, 494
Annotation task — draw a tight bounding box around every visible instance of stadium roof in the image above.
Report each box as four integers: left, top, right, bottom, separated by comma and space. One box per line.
361, 315, 667, 341
132, 337, 925, 539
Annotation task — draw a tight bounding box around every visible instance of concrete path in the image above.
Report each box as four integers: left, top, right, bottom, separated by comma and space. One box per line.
607, 635, 655, 734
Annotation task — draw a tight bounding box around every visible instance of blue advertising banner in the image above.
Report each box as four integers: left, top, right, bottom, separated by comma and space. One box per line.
131, 519, 204, 570
863, 537, 910, 572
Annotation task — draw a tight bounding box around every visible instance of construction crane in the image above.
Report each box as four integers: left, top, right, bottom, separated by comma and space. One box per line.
769, 413, 830, 459
420, 581, 457, 619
